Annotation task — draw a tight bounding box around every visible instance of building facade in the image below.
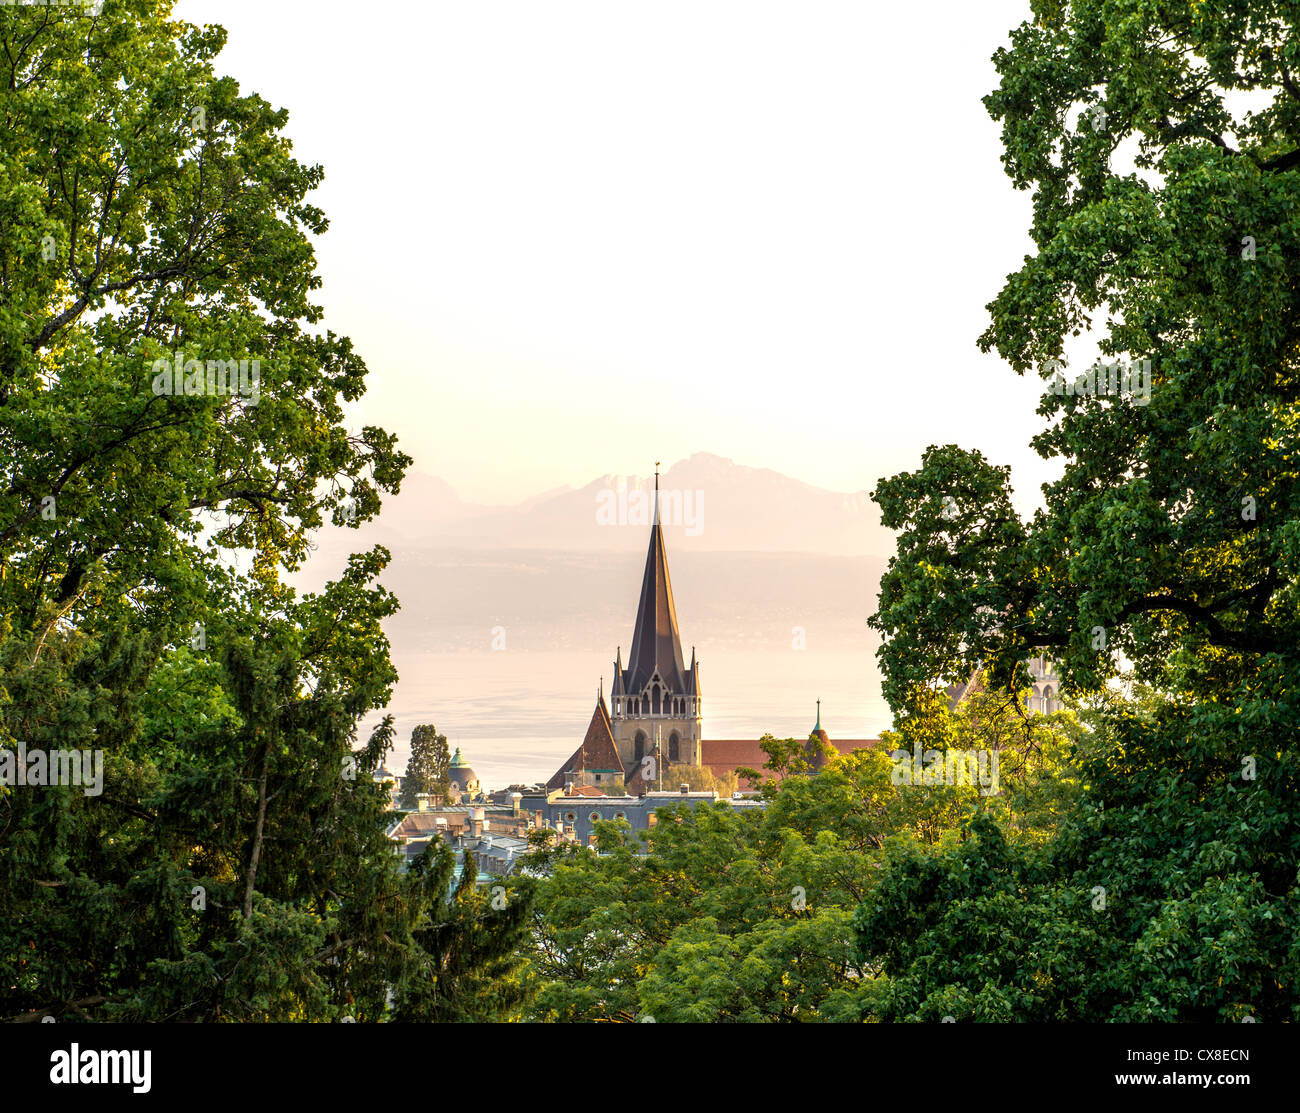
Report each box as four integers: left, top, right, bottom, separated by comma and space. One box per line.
607, 471, 702, 771
547, 468, 878, 794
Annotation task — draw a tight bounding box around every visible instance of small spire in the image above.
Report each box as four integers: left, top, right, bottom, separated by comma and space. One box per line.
653, 461, 661, 525
815, 699, 821, 731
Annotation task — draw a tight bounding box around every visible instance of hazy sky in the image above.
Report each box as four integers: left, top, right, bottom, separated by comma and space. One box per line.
176, 0, 1054, 510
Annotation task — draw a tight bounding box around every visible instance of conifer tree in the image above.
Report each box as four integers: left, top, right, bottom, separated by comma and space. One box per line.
0, 3, 529, 1022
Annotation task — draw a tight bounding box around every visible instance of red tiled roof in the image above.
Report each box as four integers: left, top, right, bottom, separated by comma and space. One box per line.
701, 737, 882, 783
624, 759, 655, 794
545, 697, 624, 792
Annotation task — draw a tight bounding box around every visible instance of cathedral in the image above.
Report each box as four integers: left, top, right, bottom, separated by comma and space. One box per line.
546, 470, 876, 794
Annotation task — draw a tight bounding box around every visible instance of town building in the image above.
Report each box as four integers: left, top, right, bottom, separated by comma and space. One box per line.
945, 655, 1064, 714
547, 467, 880, 793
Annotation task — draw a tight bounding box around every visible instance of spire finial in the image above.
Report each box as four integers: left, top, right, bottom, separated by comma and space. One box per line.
815, 699, 821, 730
653, 461, 661, 525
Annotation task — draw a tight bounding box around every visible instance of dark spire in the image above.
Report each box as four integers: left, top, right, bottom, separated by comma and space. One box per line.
625, 464, 687, 694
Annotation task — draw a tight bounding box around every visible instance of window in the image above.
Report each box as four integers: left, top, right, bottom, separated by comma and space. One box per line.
634, 732, 646, 761
614, 812, 626, 821
647, 811, 657, 828
669, 733, 680, 762
565, 812, 576, 823
589, 812, 601, 824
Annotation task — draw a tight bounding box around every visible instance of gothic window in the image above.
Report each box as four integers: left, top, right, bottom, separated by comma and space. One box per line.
1043, 686, 1055, 712
669, 733, 679, 762
652, 687, 660, 715
634, 732, 646, 762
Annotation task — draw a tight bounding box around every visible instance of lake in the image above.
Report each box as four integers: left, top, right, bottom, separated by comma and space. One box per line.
362, 646, 891, 789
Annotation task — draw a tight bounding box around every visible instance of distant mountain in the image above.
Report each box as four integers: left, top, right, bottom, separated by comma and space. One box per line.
315, 452, 890, 556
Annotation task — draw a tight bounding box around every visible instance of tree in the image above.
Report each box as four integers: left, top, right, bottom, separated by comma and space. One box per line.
389, 840, 534, 1022
517, 693, 1080, 1023
400, 723, 449, 808
657, 761, 737, 796
858, 0, 1300, 1021
0, 3, 532, 1024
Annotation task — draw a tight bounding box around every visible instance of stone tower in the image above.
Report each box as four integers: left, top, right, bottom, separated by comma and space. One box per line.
609, 466, 701, 771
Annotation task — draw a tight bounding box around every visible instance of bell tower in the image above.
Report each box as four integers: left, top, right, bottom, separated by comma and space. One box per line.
609, 463, 702, 770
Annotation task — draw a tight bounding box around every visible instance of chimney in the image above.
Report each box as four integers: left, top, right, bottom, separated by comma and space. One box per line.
416, 793, 431, 813
471, 806, 485, 839
511, 791, 522, 816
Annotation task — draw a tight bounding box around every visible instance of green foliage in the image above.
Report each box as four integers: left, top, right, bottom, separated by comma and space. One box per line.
400, 723, 449, 808
856, 0, 1300, 1022
659, 760, 737, 796
389, 843, 534, 1022
0, 2, 526, 1023
519, 698, 1077, 1022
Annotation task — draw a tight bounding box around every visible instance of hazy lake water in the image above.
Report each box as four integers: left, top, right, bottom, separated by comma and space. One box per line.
363, 647, 891, 790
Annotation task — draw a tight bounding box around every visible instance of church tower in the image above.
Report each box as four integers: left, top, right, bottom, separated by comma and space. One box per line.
609, 465, 702, 772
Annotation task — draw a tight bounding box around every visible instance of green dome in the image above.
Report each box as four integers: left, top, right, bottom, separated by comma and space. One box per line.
448, 747, 478, 793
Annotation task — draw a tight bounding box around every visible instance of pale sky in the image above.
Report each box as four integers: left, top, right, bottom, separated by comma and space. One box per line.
175, 0, 1054, 510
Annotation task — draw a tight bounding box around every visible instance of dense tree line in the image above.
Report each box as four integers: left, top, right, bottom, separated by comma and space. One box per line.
0, 1, 528, 1022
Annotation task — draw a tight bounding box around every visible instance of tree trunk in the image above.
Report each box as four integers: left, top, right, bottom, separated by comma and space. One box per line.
243, 737, 272, 919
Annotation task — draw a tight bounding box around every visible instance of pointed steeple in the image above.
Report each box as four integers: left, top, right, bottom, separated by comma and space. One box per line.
806, 700, 830, 771
625, 463, 687, 694
545, 694, 623, 792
